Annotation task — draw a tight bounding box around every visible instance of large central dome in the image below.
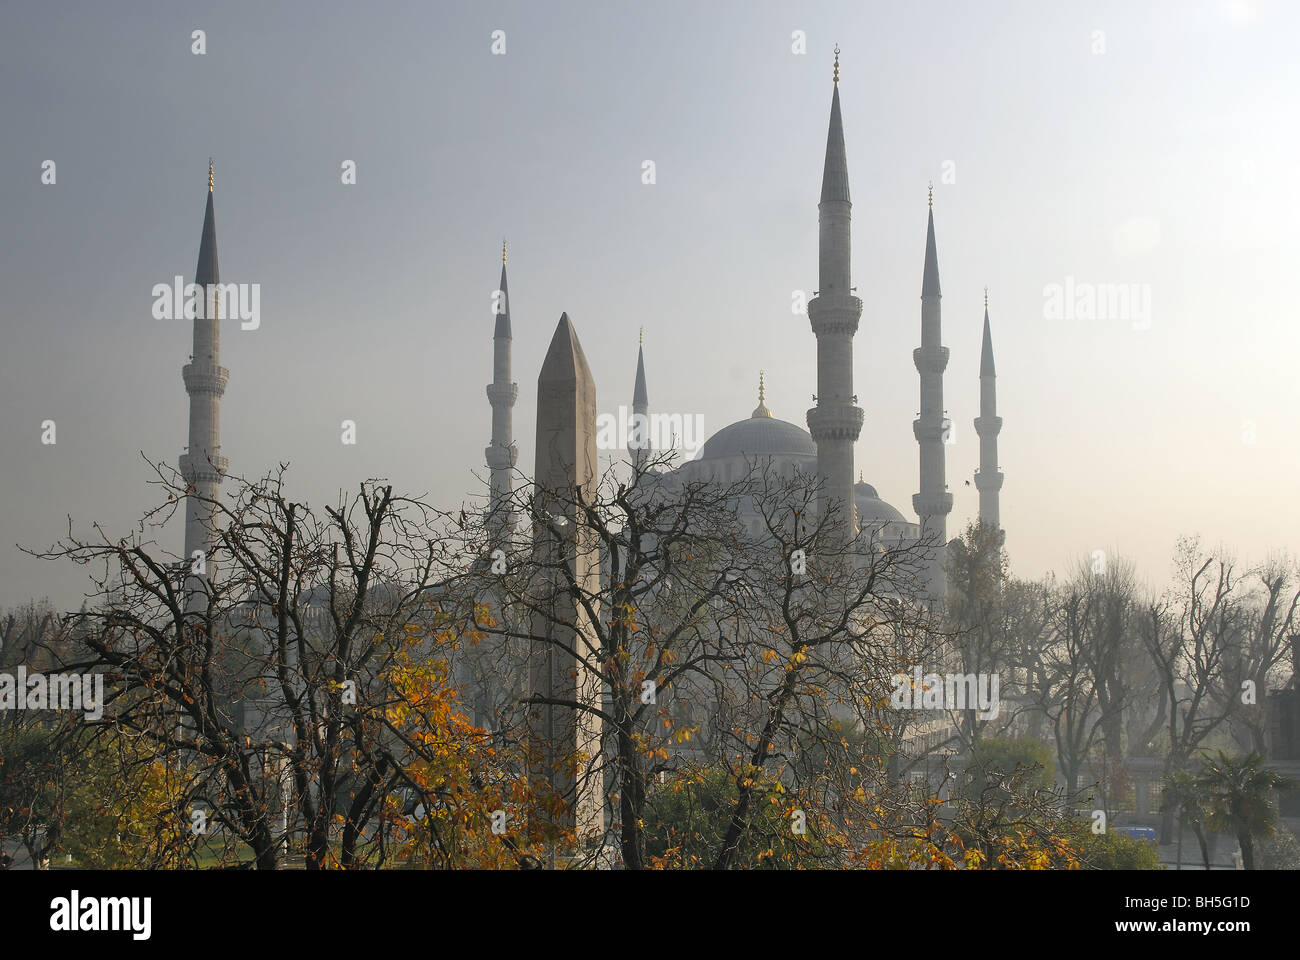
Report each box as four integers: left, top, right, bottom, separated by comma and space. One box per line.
696, 375, 816, 461
698, 416, 817, 460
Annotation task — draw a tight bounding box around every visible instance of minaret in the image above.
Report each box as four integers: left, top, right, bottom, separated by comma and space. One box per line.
179, 160, 228, 582
629, 328, 650, 470
805, 46, 864, 543
973, 290, 1004, 529
912, 187, 953, 601
485, 240, 518, 544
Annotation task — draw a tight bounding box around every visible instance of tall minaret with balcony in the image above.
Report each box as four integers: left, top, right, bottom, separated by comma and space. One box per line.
485, 241, 518, 544
974, 291, 1004, 530
912, 189, 953, 601
805, 47, 864, 543
629, 328, 651, 471
179, 161, 229, 580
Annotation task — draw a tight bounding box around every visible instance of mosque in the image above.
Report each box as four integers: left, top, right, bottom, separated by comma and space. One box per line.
174, 50, 1004, 613
480, 49, 1005, 602
169, 51, 1009, 833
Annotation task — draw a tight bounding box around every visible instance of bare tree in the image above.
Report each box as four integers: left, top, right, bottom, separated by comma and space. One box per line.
28, 458, 486, 869
466, 451, 941, 869
1141, 538, 1242, 840
1229, 557, 1299, 754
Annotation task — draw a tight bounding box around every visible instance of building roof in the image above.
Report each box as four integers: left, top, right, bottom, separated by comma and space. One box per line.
698, 413, 816, 460
855, 481, 907, 524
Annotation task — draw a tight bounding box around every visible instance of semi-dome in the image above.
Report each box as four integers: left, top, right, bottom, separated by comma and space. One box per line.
854, 480, 906, 524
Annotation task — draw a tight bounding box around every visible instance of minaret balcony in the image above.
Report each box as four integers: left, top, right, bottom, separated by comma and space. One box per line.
807, 295, 862, 336
912, 491, 954, 517
178, 452, 228, 485
912, 346, 949, 374
974, 415, 1002, 437
806, 404, 864, 441
974, 469, 1004, 492
912, 418, 948, 443
485, 442, 518, 470
182, 361, 229, 397
486, 382, 518, 405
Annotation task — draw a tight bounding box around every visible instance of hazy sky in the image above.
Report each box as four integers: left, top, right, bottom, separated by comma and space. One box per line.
1, 0, 1296, 610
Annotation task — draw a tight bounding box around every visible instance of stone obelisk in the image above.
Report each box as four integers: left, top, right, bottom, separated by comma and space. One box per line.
530, 313, 604, 844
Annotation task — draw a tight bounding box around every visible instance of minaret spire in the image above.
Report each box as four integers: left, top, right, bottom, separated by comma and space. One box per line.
485, 244, 518, 542
180, 161, 229, 592
974, 294, 1004, 530
806, 50, 864, 542
922, 194, 940, 299
913, 191, 953, 602
629, 331, 651, 469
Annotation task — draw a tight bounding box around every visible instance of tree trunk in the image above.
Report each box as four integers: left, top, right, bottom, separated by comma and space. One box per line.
617, 721, 645, 870
1193, 823, 1210, 870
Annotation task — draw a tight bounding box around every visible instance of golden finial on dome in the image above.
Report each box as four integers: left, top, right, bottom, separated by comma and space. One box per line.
208, 158, 214, 193
752, 370, 773, 418
833, 45, 840, 86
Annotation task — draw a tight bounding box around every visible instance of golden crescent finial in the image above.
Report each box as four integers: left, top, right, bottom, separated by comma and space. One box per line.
208, 158, 214, 193
752, 370, 772, 418
984, 286, 989, 309
502, 238, 507, 264
928, 181, 933, 208
833, 45, 840, 86
639, 326, 644, 347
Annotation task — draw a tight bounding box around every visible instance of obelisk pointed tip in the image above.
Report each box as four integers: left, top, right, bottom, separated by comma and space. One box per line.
540, 313, 594, 385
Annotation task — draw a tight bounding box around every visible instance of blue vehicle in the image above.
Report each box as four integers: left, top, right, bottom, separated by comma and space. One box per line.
1112, 825, 1158, 844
